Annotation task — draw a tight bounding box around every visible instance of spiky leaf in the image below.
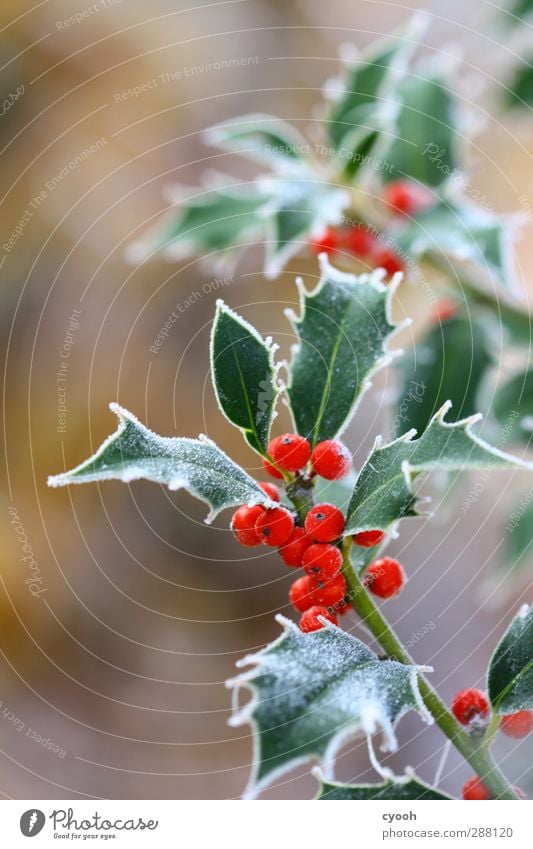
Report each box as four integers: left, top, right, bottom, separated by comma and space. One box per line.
493, 370, 533, 446
317, 774, 452, 800
287, 257, 398, 447
47, 405, 270, 522
488, 604, 533, 713
263, 176, 349, 279
205, 113, 310, 168
394, 201, 516, 291
344, 402, 529, 535
383, 74, 456, 187
126, 183, 270, 266
394, 315, 491, 435
327, 31, 413, 149
228, 615, 430, 797
211, 301, 280, 454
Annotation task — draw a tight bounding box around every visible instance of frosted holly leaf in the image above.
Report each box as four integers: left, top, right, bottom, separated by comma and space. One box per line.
262, 176, 350, 279
287, 255, 401, 447
228, 614, 431, 798
315, 771, 452, 800
47, 404, 271, 523
344, 401, 531, 536
488, 605, 533, 714
394, 200, 518, 292
211, 301, 281, 455
205, 113, 311, 169
125, 183, 270, 268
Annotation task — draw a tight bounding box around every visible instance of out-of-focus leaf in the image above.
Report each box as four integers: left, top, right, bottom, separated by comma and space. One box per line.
503, 498, 533, 575
383, 74, 456, 187
394, 315, 491, 435
493, 370, 533, 446
488, 605, 533, 713
205, 113, 311, 168
505, 60, 533, 108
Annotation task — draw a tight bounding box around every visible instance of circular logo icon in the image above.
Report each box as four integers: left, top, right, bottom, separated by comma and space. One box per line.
20, 810, 46, 837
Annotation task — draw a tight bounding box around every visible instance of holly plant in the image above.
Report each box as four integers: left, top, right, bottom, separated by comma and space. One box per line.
49, 254, 532, 800
48, 21, 533, 800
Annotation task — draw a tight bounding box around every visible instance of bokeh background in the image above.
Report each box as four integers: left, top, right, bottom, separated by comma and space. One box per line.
1, 0, 532, 800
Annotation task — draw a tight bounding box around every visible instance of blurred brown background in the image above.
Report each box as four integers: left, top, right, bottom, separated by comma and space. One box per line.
1, 0, 532, 800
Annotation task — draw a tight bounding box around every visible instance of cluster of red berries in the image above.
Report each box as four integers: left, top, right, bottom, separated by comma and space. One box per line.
450, 689, 532, 799
232, 433, 406, 632
309, 226, 404, 278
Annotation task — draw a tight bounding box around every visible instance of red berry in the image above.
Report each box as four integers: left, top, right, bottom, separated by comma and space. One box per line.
334, 596, 351, 615
353, 529, 385, 548
364, 557, 405, 598
289, 575, 317, 613
305, 503, 345, 542
258, 481, 280, 502
299, 605, 338, 632
373, 247, 404, 277
343, 226, 376, 256
311, 440, 351, 480
431, 299, 457, 324
384, 180, 432, 216
462, 776, 491, 800
311, 574, 347, 607
451, 689, 490, 727
262, 458, 283, 479
500, 710, 533, 739
279, 527, 312, 568
309, 228, 339, 255
302, 543, 342, 580
231, 504, 264, 547
268, 433, 311, 472
255, 507, 294, 547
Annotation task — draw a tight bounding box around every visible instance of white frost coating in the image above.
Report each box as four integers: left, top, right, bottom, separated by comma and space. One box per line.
518, 603, 531, 620
367, 736, 396, 780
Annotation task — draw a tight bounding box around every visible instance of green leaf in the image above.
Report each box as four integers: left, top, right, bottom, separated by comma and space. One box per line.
394, 315, 491, 436
344, 401, 530, 536
210, 301, 280, 455
126, 183, 270, 266
492, 370, 533, 446
394, 200, 516, 291
327, 31, 413, 149
383, 74, 456, 187
228, 614, 431, 797
205, 113, 311, 168
263, 176, 349, 279
503, 498, 533, 575
505, 60, 533, 108
316, 773, 452, 800
287, 256, 399, 447
488, 605, 533, 713
47, 404, 270, 522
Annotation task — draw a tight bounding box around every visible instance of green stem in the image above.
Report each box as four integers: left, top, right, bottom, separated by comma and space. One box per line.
339, 538, 519, 800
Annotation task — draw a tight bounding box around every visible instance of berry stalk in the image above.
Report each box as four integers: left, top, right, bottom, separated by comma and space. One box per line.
339, 538, 519, 800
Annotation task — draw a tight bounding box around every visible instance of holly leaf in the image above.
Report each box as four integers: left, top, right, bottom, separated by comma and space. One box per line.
505, 60, 533, 109
488, 604, 533, 713
492, 370, 533, 446
327, 29, 414, 150
382, 73, 456, 187
394, 315, 491, 436
503, 498, 533, 576
316, 773, 452, 800
262, 176, 349, 279
205, 113, 310, 169
47, 404, 270, 522
126, 183, 270, 267
211, 301, 280, 455
344, 401, 530, 535
228, 614, 431, 797
287, 256, 399, 447
394, 200, 516, 291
